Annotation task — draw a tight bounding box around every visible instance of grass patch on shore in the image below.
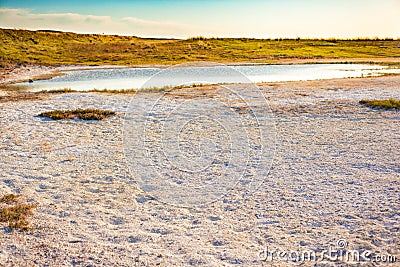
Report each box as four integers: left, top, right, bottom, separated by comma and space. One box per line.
0, 194, 36, 231
40, 88, 77, 94
38, 108, 116, 120
1, 28, 400, 66
41, 88, 138, 94
359, 98, 400, 110
0, 84, 200, 103
38, 83, 207, 94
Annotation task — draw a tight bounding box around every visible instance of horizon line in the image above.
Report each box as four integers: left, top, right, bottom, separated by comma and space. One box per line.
2, 27, 400, 41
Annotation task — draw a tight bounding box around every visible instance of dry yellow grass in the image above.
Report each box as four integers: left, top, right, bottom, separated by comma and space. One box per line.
1, 28, 400, 67
0, 194, 36, 231
360, 98, 400, 110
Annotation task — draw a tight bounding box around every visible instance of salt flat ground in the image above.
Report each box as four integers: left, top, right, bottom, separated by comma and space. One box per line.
0, 76, 399, 266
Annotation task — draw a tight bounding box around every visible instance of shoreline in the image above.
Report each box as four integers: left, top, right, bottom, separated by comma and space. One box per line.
2, 73, 400, 104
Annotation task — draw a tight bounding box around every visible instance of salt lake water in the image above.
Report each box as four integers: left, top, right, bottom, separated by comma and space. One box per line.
13, 64, 400, 92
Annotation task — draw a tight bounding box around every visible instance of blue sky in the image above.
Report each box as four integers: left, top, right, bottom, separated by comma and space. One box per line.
0, 0, 399, 38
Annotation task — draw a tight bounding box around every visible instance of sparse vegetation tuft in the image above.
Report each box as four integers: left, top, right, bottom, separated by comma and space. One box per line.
0, 194, 36, 231
87, 88, 137, 94
38, 108, 116, 120
0, 193, 20, 204
41, 88, 76, 94
359, 98, 400, 110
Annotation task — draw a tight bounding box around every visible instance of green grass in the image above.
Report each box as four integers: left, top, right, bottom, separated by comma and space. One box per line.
38, 108, 116, 120
359, 98, 400, 110
1, 28, 400, 67
0, 194, 36, 231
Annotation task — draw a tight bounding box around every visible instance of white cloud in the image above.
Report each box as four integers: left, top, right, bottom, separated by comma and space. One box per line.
121, 16, 199, 36
0, 8, 112, 27
0, 8, 197, 38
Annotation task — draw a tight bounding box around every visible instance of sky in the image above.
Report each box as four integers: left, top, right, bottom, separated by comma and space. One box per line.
0, 0, 399, 39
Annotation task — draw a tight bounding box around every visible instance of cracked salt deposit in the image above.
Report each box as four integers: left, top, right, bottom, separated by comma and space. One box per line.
0, 76, 399, 266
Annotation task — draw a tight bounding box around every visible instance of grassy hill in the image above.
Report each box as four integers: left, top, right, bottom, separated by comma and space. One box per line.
1, 28, 399, 66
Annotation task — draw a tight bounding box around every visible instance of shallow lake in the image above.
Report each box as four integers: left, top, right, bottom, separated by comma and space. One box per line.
13, 64, 400, 92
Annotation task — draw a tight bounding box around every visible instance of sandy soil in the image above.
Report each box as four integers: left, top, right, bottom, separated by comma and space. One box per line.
0, 75, 399, 266
0, 64, 133, 86
0, 64, 58, 85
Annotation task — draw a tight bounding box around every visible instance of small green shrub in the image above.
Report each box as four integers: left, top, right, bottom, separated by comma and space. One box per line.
359, 98, 400, 110
38, 108, 116, 120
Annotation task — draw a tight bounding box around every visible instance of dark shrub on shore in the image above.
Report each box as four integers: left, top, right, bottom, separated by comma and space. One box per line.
38, 109, 116, 120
